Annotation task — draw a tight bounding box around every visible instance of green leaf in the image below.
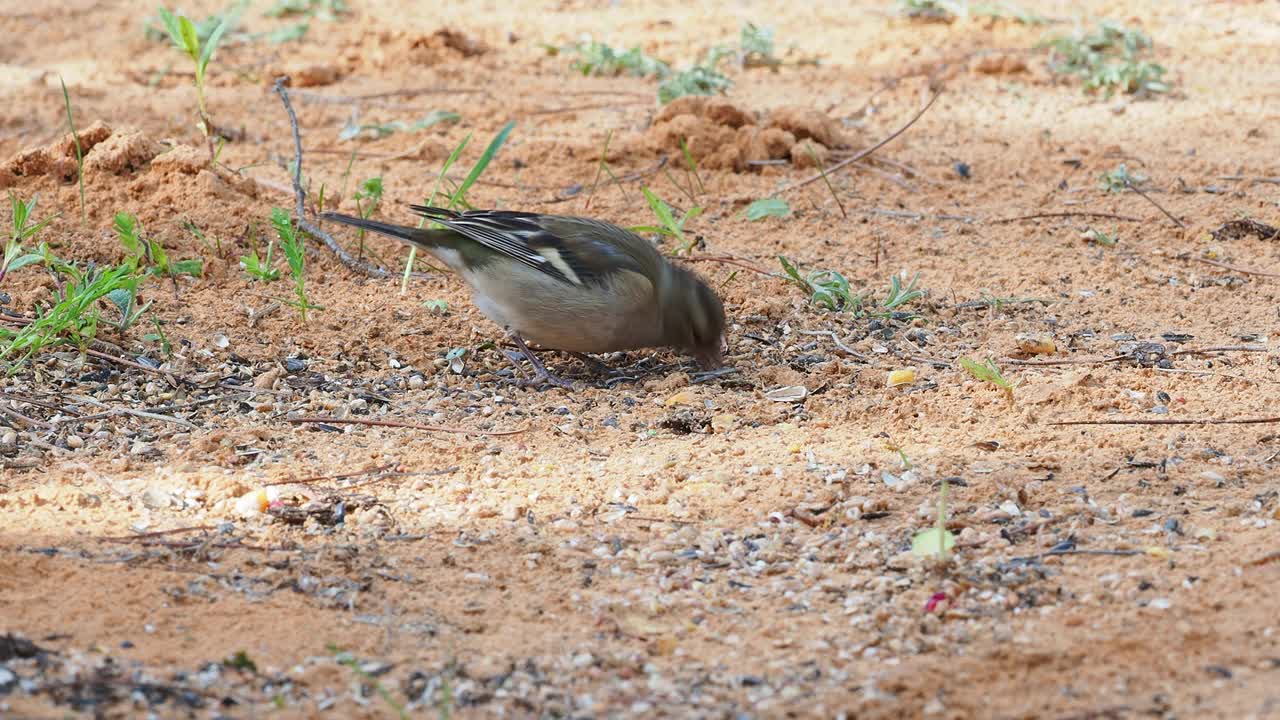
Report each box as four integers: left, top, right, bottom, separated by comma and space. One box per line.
171, 258, 204, 277
6, 253, 45, 272
157, 8, 194, 57
198, 11, 234, 76
911, 527, 956, 558
114, 212, 143, 260
744, 198, 790, 221
447, 120, 515, 209
176, 14, 201, 59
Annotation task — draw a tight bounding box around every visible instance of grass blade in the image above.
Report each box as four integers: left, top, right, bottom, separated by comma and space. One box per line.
59, 76, 86, 226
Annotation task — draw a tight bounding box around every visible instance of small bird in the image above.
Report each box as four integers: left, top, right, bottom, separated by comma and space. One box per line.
322, 206, 726, 387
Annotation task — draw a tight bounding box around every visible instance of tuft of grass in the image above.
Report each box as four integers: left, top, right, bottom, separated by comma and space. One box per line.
1081, 227, 1118, 247
339, 110, 460, 142
157, 6, 237, 159
565, 39, 670, 78
960, 357, 1015, 403
270, 208, 320, 320
585, 129, 625, 210
744, 198, 791, 221
1042, 21, 1169, 98
2, 192, 57, 282
738, 22, 781, 69
1098, 163, 1147, 193
59, 76, 86, 226
352, 175, 384, 260
633, 187, 703, 255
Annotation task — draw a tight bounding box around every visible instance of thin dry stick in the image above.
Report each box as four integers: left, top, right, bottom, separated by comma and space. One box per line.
807, 145, 848, 218
778, 90, 942, 195
1004, 354, 1131, 366
1124, 179, 1186, 229
274, 77, 395, 279
288, 416, 527, 436
100, 525, 218, 542
681, 255, 775, 276
265, 462, 399, 487
1191, 256, 1280, 278
796, 329, 868, 358
295, 86, 491, 104
1173, 345, 1267, 355
991, 211, 1144, 224
1052, 416, 1280, 426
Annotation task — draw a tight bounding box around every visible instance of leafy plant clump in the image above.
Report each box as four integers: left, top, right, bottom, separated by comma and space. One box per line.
115, 212, 204, 283
658, 58, 733, 105
744, 198, 791, 221
565, 40, 670, 78
1042, 21, 1170, 97
2, 192, 56, 282
779, 260, 927, 317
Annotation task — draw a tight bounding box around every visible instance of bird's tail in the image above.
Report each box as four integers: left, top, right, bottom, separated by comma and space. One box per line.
321, 212, 433, 246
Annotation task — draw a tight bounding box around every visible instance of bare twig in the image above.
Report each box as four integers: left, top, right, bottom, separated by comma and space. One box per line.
1173, 345, 1267, 356
287, 416, 527, 436
778, 90, 942, 195
100, 525, 218, 542
1052, 416, 1280, 426
1124, 179, 1185, 229
990, 211, 1144, 224
274, 77, 396, 279
265, 462, 399, 487
681, 255, 775, 276
1004, 354, 1132, 366
796, 329, 868, 359
0, 404, 53, 429
1190, 256, 1280, 278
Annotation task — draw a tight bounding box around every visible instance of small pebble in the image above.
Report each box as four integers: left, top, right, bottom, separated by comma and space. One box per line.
66, 434, 84, 449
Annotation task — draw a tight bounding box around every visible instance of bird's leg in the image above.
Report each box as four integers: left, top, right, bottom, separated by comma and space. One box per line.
508, 334, 575, 389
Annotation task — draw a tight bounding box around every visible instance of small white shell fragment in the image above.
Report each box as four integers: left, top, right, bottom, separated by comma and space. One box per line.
765, 385, 807, 402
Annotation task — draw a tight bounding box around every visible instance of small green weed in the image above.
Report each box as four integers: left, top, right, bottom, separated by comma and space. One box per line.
912, 478, 956, 559
633, 187, 703, 254
744, 198, 791, 221
565, 40, 670, 78
114, 212, 204, 289
738, 22, 781, 69
879, 272, 925, 313
270, 208, 320, 320
352, 175, 384, 259
1081, 227, 1119, 246
897, 0, 962, 21
1098, 163, 1147, 193
778, 256, 859, 312
658, 63, 732, 104
59, 77, 86, 225
960, 357, 1015, 403
2, 192, 56, 282
1042, 21, 1169, 97
157, 6, 237, 157
240, 225, 280, 282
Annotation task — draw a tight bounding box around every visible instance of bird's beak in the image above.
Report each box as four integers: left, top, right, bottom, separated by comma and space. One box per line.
696, 337, 726, 370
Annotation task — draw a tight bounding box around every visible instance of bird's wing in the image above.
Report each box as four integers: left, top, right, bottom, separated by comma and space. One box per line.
409, 206, 649, 287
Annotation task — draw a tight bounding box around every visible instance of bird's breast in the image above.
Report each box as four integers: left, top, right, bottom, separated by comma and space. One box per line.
457, 259, 663, 353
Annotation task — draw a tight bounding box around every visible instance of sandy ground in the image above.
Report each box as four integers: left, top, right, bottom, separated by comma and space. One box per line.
2, 0, 1279, 717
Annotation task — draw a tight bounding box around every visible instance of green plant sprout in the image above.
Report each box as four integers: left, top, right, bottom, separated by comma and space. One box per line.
778, 256, 859, 312
1098, 163, 1148, 193
270, 207, 320, 320
879, 272, 926, 312
352, 175, 384, 259
158, 6, 237, 159
566, 40, 670, 78
114, 212, 203, 296
912, 478, 956, 559
1042, 21, 1169, 97
339, 110, 460, 141
401, 121, 516, 294
585, 129, 625, 210
2, 192, 56, 282
59, 76, 86, 225
658, 63, 732, 104
240, 225, 280, 282
143, 317, 174, 358
633, 187, 704, 254
679, 138, 705, 198
960, 357, 1015, 403
744, 198, 791, 221
1082, 227, 1119, 246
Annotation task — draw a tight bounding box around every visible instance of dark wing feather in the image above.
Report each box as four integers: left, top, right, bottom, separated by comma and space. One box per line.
408, 206, 649, 286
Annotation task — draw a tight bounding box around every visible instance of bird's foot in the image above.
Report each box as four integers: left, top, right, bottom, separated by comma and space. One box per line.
506, 335, 577, 390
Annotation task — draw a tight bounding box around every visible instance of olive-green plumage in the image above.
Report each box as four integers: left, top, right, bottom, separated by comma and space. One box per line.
322, 207, 726, 380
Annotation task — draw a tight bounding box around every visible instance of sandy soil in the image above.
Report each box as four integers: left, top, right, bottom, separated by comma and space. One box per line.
2, 0, 1279, 717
